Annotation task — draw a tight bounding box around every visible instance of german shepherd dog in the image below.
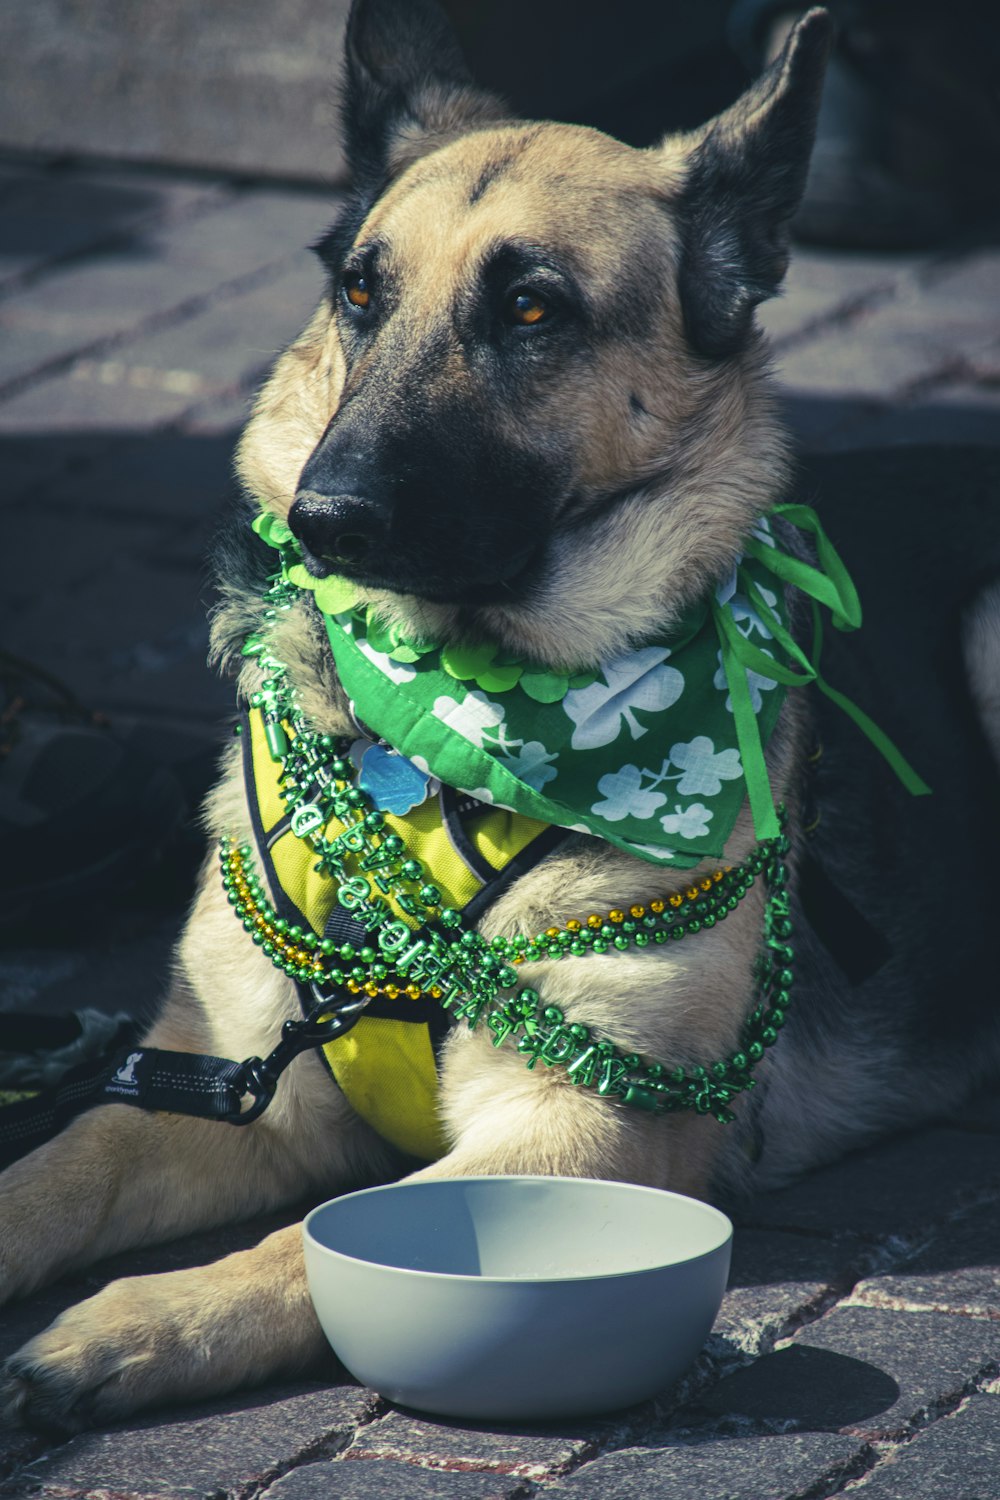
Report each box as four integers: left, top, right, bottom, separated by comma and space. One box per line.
3, 0, 999, 1433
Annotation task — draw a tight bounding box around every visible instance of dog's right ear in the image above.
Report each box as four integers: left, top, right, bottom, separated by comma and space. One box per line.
673, 8, 833, 359
342, 0, 508, 186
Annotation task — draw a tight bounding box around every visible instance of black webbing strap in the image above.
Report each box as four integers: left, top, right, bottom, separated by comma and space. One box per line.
0, 969, 372, 1169
438, 785, 498, 883
0, 1041, 249, 1170
463, 822, 571, 924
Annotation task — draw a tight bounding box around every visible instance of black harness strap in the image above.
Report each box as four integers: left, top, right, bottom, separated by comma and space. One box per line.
438, 785, 498, 884
0, 723, 575, 1168
463, 822, 571, 924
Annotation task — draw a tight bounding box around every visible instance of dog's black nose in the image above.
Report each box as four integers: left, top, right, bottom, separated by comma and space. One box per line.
288, 490, 387, 567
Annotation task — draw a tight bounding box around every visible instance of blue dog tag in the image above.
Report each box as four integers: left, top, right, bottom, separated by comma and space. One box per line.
358, 743, 432, 814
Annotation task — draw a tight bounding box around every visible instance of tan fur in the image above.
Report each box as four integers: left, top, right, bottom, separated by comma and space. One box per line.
238, 123, 790, 668
1, 19, 826, 1431
237, 303, 345, 517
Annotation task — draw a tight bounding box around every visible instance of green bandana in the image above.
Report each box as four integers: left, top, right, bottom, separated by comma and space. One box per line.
253, 506, 928, 868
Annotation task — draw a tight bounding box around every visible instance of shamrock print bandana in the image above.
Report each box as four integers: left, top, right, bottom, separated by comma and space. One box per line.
253, 505, 929, 869
256, 516, 799, 868
322, 581, 781, 868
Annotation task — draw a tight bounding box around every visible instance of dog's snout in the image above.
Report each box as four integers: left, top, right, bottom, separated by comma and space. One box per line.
289, 489, 386, 567
328, 529, 370, 563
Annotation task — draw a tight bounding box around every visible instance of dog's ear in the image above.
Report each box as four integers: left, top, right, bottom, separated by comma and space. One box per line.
674, 7, 833, 359
342, 0, 508, 185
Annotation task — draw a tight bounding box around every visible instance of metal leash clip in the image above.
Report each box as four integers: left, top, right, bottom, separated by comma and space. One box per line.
229, 985, 372, 1125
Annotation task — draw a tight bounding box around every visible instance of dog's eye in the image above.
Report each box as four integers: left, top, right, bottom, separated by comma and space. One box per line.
343, 270, 372, 311
507, 290, 548, 327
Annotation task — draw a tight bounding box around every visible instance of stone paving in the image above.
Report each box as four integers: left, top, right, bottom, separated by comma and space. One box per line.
1, 155, 999, 1498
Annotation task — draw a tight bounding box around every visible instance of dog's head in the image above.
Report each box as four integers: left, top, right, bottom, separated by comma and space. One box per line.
238, 0, 830, 667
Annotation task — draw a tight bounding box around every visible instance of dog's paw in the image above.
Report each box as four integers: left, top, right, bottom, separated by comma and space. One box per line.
2, 1346, 92, 1436
1, 1320, 150, 1434
0, 1280, 188, 1433
2, 1225, 325, 1431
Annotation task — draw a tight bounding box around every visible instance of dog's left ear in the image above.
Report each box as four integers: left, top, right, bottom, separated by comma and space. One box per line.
342, 0, 508, 185
674, 8, 833, 358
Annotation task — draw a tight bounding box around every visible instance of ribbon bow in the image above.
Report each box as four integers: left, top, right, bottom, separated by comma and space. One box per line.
712, 503, 930, 841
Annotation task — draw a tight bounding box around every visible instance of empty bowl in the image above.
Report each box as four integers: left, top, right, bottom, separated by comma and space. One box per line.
303, 1175, 732, 1419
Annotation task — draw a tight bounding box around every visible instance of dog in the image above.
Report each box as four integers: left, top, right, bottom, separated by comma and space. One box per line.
3, 0, 1000, 1434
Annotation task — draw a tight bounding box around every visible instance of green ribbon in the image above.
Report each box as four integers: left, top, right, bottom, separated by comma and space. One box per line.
712, 503, 930, 840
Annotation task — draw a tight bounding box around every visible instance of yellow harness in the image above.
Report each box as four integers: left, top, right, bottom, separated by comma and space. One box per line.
242, 709, 560, 1160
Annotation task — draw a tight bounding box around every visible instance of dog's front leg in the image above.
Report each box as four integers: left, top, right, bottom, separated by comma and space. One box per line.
0, 1106, 324, 1432
1, 843, 764, 1431
0, 1068, 706, 1433
0, 1056, 386, 1431
1, 854, 396, 1302
0, 1012, 391, 1308
408, 1033, 724, 1200
1, 1221, 328, 1433
0, 1102, 312, 1306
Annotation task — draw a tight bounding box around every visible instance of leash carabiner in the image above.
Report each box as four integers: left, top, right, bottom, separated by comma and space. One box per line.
229, 986, 371, 1126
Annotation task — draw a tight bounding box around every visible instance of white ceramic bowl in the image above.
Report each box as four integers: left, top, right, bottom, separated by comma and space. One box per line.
303, 1175, 732, 1420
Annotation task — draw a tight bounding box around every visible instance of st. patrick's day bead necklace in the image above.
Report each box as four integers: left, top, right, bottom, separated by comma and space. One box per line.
224, 571, 794, 1125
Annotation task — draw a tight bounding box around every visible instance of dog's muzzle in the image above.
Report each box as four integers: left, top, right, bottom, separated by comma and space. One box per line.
289, 489, 387, 569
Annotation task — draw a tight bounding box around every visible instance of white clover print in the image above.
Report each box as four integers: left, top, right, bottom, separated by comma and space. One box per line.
432, 690, 511, 748
750, 515, 776, 549
357, 635, 417, 684
591, 764, 669, 823
625, 839, 679, 861
498, 740, 559, 791
730, 583, 778, 641
715, 563, 739, 607
668, 736, 743, 797
563, 647, 684, 751
713, 650, 779, 714
660, 802, 713, 839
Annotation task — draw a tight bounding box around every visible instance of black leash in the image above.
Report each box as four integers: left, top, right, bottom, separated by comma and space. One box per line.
0, 986, 369, 1171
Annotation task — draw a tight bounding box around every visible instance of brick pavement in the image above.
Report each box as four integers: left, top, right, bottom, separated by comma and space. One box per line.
1, 154, 999, 1499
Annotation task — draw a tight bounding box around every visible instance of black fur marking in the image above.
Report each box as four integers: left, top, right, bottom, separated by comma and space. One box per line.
341, 0, 506, 191
799, 854, 891, 984
468, 154, 515, 205
482, 229, 661, 349
676, 9, 832, 359
334, 240, 396, 338
312, 189, 381, 281
467, 239, 589, 350
292, 361, 569, 604
209, 495, 277, 675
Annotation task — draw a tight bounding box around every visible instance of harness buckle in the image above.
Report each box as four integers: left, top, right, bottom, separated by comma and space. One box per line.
231, 1055, 280, 1125
228, 988, 372, 1126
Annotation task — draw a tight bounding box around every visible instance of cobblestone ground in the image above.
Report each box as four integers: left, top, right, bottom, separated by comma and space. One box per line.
1, 155, 999, 1499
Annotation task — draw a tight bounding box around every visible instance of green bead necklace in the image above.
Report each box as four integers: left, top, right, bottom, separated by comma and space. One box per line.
226, 572, 795, 1124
